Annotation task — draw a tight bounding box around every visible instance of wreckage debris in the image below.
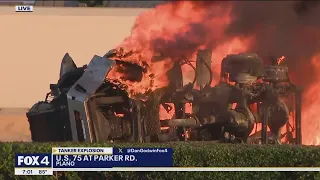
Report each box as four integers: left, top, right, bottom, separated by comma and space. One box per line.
25, 51, 302, 145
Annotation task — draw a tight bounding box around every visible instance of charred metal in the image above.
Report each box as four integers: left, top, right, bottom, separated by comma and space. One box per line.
26, 50, 302, 144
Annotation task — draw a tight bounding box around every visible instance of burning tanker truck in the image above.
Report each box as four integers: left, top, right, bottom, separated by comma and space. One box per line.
26, 49, 302, 144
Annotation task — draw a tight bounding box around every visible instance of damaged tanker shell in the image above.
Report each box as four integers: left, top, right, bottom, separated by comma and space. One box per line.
221, 53, 265, 82
26, 51, 302, 145
264, 65, 290, 83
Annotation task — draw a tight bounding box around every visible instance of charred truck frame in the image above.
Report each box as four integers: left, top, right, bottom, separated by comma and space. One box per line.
26, 50, 302, 144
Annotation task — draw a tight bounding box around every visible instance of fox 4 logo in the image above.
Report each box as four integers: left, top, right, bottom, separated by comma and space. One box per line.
17, 155, 50, 166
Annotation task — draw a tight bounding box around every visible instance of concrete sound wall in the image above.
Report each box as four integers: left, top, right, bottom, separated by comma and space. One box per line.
0, 6, 148, 141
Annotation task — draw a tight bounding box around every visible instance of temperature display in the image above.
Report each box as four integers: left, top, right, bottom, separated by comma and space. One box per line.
14, 168, 53, 175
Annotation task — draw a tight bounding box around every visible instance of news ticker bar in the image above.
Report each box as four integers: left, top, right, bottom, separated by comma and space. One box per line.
15, 147, 174, 175
15, 147, 320, 175
15, 167, 320, 175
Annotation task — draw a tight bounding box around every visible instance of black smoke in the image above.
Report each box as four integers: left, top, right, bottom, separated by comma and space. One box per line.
225, 1, 320, 88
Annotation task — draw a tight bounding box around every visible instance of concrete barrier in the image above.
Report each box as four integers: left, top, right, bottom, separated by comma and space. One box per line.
0, 6, 149, 141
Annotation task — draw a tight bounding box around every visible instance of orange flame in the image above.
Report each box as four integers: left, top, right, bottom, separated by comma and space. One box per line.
104, 1, 320, 145
105, 1, 252, 97
302, 54, 320, 145
277, 56, 285, 65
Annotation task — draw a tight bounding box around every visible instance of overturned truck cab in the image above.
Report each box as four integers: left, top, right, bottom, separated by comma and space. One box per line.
27, 54, 140, 142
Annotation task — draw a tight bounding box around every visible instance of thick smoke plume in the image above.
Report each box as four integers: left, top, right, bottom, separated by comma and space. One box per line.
227, 1, 320, 88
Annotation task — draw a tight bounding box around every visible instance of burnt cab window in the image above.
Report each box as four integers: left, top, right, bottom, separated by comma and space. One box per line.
74, 110, 85, 142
